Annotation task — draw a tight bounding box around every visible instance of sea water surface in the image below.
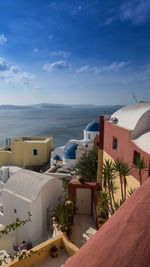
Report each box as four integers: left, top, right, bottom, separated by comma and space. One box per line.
0, 106, 120, 149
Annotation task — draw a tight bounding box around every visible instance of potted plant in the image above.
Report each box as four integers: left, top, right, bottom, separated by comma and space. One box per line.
79, 177, 85, 183
50, 245, 58, 258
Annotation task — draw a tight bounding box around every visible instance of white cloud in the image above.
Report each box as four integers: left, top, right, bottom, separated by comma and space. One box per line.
10, 66, 21, 73
51, 50, 71, 58
76, 65, 90, 73
120, 0, 150, 24
43, 60, 69, 72
0, 34, 7, 45
34, 48, 38, 53
0, 58, 36, 86
76, 61, 130, 74
140, 63, 150, 81
0, 58, 9, 71
101, 61, 130, 72
101, 0, 150, 26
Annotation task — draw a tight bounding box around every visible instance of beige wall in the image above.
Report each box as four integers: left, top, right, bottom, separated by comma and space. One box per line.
0, 151, 13, 167
0, 137, 53, 167
97, 149, 103, 187
98, 150, 140, 202
2, 232, 78, 267
76, 144, 93, 161
11, 140, 23, 165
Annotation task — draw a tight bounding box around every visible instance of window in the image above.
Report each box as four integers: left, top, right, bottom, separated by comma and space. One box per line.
113, 137, 118, 150
133, 151, 140, 165
33, 149, 38, 156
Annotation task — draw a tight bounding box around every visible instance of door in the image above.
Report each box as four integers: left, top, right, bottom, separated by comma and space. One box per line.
76, 188, 91, 215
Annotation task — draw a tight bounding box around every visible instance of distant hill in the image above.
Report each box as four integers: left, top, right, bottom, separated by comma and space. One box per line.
0, 105, 35, 110
0, 103, 124, 110
112, 105, 124, 109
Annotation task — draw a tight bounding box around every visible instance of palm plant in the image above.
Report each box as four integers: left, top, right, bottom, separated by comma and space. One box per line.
114, 198, 125, 211
134, 156, 147, 185
128, 187, 136, 197
113, 158, 124, 201
109, 180, 118, 207
102, 159, 115, 214
100, 191, 109, 218
51, 200, 75, 237
120, 162, 131, 201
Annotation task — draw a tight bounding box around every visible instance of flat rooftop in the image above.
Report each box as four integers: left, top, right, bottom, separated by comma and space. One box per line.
25, 140, 47, 143
13, 136, 52, 142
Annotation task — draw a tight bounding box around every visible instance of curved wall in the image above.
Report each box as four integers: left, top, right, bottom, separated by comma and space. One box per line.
131, 109, 150, 140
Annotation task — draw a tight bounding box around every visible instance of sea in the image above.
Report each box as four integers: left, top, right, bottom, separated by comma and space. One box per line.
0, 105, 121, 149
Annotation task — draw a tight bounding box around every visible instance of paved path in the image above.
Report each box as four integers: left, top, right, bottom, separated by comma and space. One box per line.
70, 214, 97, 248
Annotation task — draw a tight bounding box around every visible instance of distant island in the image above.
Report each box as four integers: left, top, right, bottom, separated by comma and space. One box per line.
0, 105, 35, 110
0, 103, 124, 110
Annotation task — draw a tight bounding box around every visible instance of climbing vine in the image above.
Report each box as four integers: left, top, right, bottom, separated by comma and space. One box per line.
0, 212, 39, 265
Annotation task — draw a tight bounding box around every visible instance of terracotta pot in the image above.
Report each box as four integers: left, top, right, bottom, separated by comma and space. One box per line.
50, 246, 58, 258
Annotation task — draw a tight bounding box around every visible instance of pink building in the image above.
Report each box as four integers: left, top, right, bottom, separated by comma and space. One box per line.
97, 103, 150, 190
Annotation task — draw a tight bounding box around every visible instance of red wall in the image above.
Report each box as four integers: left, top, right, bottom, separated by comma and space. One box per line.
103, 121, 150, 183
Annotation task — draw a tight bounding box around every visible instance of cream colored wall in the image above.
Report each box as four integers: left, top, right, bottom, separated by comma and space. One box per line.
97, 149, 103, 187
11, 140, 24, 165
0, 151, 13, 167
23, 142, 47, 166
76, 144, 93, 161
0, 137, 53, 168
101, 151, 140, 202
22, 138, 53, 167
46, 138, 53, 158
2, 232, 78, 267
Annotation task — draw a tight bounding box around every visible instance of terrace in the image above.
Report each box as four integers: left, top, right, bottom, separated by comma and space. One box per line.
70, 214, 97, 248
34, 248, 69, 267
2, 232, 78, 267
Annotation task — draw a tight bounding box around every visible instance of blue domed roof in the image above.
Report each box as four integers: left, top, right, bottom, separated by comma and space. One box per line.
53, 154, 61, 161
85, 121, 99, 132
63, 143, 78, 160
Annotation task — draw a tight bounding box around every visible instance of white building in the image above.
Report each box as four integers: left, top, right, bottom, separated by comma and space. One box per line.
0, 169, 63, 247
0, 166, 22, 184
0, 166, 22, 214
0, 224, 13, 254
51, 120, 99, 169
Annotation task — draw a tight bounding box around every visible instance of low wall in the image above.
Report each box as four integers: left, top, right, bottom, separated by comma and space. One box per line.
2, 232, 78, 267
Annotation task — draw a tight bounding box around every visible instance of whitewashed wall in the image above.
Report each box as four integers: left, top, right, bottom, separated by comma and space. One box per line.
0, 224, 14, 253
1, 189, 32, 246
84, 130, 99, 140
1, 176, 63, 247
63, 157, 77, 168
41, 177, 63, 237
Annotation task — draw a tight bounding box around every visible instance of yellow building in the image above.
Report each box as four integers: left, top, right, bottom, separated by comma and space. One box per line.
0, 137, 53, 168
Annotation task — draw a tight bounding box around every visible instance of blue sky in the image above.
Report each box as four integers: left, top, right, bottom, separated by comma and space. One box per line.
0, 0, 150, 105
